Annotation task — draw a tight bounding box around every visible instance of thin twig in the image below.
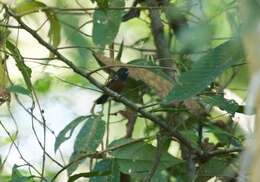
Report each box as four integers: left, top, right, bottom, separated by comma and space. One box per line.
0, 120, 45, 180
86, 64, 176, 76
14, 6, 162, 17
55, 76, 101, 92
203, 148, 242, 159
106, 100, 111, 148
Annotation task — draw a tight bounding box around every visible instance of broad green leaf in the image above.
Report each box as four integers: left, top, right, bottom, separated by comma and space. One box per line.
164, 40, 244, 102
200, 95, 240, 115
6, 41, 32, 92
109, 138, 183, 177
54, 116, 88, 152
151, 170, 169, 182
7, 85, 31, 96
68, 116, 105, 174
89, 159, 120, 182
73, 116, 105, 154
92, 0, 125, 48
198, 157, 238, 179
10, 165, 32, 182
167, 162, 189, 182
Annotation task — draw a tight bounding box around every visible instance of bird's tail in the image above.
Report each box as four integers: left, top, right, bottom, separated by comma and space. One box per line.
95, 94, 109, 104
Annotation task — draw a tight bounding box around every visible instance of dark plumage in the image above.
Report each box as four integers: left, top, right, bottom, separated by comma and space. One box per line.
95, 68, 129, 104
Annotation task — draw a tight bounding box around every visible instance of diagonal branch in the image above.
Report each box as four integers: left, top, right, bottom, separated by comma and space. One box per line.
4, 5, 199, 154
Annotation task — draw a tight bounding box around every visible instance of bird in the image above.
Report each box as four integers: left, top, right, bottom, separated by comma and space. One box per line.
95, 68, 129, 104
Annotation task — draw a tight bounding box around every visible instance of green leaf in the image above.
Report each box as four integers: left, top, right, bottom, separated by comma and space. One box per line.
46, 10, 61, 54
109, 138, 183, 177
73, 116, 105, 154
68, 152, 83, 175
151, 170, 169, 182
115, 40, 124, 61
180, 130, 199, 147
14, 0, 46, 15
167, 162, 189, 182
10, 165, 32, 182
54, 116, 88, 152
198, 157, 238, 179
0, 175, 11, 182
200, 95, 240, 115
204, 123, 241, 146
6, 41, 32, 92
164, 40, 244, 102
68, 116, 106, 174
0, 156, 2, 172
34, 77, 52, 93
6, 85, 31, 96
92, 0, 125, 48
92, 0, 109, 8
89, 159, 120, 182
178, 21, 213, 50
61, 15, 92, 66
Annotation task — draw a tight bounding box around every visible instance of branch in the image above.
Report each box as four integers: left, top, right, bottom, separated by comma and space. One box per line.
145, 0, 177, 78
16, 6, 161, 16
204, 148, 243, 159
4, 6, 199, 154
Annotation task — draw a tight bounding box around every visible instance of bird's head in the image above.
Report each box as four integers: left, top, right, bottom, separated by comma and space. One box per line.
116, 68, 129, 81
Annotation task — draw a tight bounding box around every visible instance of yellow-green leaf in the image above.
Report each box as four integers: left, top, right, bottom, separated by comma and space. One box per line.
6, 41, 32, 92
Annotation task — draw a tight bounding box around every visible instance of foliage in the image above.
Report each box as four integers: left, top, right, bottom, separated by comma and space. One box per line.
0, 0, 247, 181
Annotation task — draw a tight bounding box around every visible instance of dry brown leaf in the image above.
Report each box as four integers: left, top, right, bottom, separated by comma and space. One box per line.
183, 99, 205, 116
201, 138, 217, 152
0, 88, 10, 105
119, 108, 137, 138
93, 53, 173, 98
